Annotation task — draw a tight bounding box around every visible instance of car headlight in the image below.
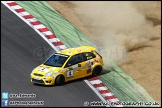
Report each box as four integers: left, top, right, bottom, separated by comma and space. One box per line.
44, 72, 53, 77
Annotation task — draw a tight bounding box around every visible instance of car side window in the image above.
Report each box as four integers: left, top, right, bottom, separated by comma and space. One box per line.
83, 52, 96, 61
65, 54, 83, 67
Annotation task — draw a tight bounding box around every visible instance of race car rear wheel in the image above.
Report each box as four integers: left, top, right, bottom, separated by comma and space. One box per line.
92, 66, 102, 76
55, 75, 65, 86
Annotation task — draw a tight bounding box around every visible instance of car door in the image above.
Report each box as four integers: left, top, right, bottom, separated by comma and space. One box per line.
75, 53, 88, 78
81, 52, 97, 77
64, 54, 83, 81
67, 53, 92, 78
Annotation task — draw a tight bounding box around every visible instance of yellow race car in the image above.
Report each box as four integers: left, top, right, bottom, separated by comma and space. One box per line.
30, 46, 103, 85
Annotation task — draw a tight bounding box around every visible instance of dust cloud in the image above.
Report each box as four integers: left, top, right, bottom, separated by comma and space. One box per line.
71, 1, 157, 66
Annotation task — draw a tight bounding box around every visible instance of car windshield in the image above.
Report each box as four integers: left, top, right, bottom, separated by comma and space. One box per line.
44, 53, 69, 67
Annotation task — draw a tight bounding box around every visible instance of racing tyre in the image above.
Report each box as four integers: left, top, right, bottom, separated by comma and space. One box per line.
92, 66, 102, 76
55, 75, 65, 86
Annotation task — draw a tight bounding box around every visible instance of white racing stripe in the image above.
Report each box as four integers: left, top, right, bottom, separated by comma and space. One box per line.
89, 79, 102, 85
10, 5, 22, 10
57, 45, 67, 49
101, 93, 114, 97
4, 1, 15, 3
49, 38, 60, 43
34, 24, 46, 29
96, 86, 108, 91
42, 31, 53, 35
18, 11, 30, 16
26, 18, 38, 23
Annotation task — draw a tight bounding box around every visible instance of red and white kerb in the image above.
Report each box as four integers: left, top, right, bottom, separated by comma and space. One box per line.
2, 1, 67, 51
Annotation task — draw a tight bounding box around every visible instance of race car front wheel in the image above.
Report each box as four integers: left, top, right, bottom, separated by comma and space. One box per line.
55, 75, 65, 86
92, 66, 102, 76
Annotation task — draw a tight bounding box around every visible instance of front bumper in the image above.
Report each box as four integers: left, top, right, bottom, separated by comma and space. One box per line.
31, 76, 55, 85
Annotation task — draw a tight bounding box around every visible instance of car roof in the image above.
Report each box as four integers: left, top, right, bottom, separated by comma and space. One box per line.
56, 46, 96, 56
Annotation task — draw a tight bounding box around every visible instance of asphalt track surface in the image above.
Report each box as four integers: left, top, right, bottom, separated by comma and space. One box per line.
1, 3, 101, 107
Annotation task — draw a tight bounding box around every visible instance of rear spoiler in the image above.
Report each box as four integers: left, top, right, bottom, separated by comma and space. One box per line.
80, 46, 96, 51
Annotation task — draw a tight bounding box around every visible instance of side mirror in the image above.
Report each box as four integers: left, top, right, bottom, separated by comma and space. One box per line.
78, 64, 81, 67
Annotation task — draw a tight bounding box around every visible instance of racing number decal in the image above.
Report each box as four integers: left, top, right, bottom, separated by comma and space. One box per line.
67, 70, 73, 78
